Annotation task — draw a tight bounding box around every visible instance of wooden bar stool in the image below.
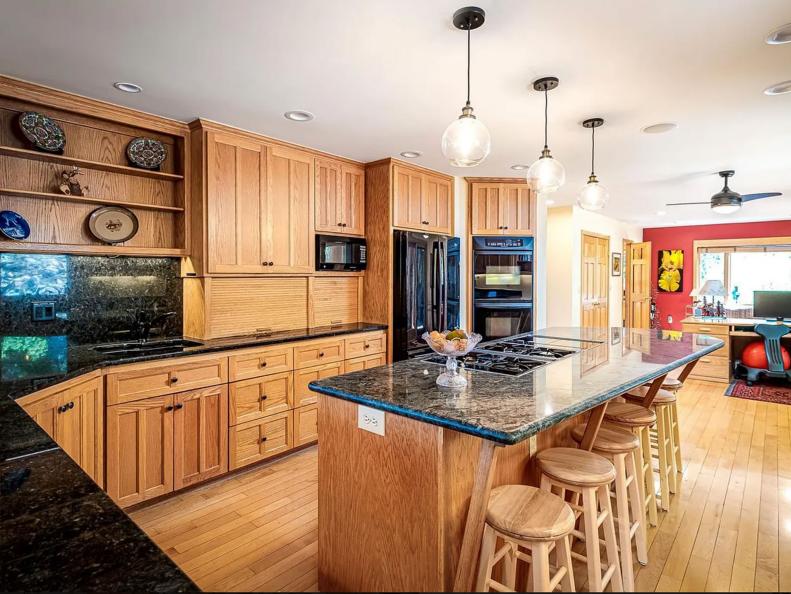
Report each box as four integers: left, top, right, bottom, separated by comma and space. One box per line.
644, 377, 683, 474
475, 485, 575, 592
603, 401, 659, 526
571, 424, 648, 591
536, 448, 624, 592
624, 387, 678, 510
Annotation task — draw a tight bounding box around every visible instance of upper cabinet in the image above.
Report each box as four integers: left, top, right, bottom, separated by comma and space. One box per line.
392, 163, 452, 235
470, 182, 534, 236
316, 158, 365, 237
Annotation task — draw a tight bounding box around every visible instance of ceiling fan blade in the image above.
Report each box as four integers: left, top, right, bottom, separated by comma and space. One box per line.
741, 192, 782, 202
665, 201, 712, 206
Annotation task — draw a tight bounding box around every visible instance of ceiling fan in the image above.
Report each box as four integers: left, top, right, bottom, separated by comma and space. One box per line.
666, 170, 782, 214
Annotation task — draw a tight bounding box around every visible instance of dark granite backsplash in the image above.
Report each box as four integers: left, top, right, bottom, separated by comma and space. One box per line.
0, 253, 182, 344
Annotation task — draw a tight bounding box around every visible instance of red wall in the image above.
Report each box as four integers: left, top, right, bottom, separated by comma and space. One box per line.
642, 220, 791, 329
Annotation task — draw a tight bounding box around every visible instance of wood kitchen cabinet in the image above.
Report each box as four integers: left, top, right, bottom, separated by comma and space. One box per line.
470, 182, 533, 235
19, 374, 104, 486
316, 158, 365, 236
393, 163, 452, 235
230, 410, 294, 470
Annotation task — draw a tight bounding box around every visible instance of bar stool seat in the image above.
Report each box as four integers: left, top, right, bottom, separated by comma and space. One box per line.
570, 424, 639, 454
624, 385, 677, 404
604, 401, 657, 426
646, 376, 683, 393
487, 485, 576, 541
536, 447, 616, 487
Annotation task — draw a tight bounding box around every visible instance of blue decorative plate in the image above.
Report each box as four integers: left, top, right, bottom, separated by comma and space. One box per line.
0, 210, 31, 240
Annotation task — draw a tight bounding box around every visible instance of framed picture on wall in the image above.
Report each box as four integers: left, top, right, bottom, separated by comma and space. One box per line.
612, 252, 622, 276
658, 249, 684, 292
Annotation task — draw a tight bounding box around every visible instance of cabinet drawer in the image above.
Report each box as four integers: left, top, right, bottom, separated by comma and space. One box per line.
294, 361, 344, 408
228, 345, 293, 381
230, 410, 293, 470
229, 371, 293, 425
106, 356, 228, 405
682, 323, 729, 337
294, 404, 318, 446
690, 355, 730, 381
294, 339, 344, 369
345, 331, 386, 359
345, 353, 386, 373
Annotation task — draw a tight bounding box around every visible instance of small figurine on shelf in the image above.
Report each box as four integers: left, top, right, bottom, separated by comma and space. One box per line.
731, 285, 740, 303
58, 167, 88, 197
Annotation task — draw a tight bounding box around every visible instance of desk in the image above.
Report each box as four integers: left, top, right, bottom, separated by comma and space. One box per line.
681, 317, 791, 383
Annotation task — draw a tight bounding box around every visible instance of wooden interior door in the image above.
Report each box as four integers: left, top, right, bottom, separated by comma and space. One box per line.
581, 232, 610, 329
422, 175, 452, 234
392, 164, 424, 230
106, 395, 174, 507
173, 385, 229, 490
339, 164, 365, 236
628, 241, 652, 328
266, 145, 314, 272
206, 132, 268, 274
500, 184, 533, 234
470, 184, 502, 234
315, 158, 341, 233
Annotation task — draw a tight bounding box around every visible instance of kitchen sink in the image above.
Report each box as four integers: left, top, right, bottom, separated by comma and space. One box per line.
93, 338, 203, 356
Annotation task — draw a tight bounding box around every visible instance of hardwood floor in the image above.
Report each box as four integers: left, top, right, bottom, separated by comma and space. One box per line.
130, 379, 789, 592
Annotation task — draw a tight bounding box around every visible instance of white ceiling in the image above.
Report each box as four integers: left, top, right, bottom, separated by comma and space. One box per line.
1, 0, 790, 227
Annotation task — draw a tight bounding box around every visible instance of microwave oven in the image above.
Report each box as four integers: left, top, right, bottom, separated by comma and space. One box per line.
316, 234, 367, 271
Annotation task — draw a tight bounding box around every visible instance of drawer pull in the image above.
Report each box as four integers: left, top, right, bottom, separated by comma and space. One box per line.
698, 328, 712, 333
260, 395, 268, 401
170, 376, 179, 384
319, 352, 325, 357
260, 361, 268, 368
364, 344, 370, 349
260, 436, 268, 443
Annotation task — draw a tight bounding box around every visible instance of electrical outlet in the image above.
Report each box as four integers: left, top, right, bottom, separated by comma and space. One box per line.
667, 315, 673, 324
31, 301, 55, 322
357, 405, 385, 436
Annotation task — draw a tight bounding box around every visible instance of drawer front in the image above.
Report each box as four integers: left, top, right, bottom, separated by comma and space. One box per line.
345, 331, 386, 359
690, 355, 730, 381
294, 404, 318, 446
230, 411, 293, 470
345, 353, 386, 373
229, 371, 293, 425
229, 345, 293, 381
106, 356, 228, 405
294, 361, 344, 408
294, 339, 345, 369
682, 323, 729, 337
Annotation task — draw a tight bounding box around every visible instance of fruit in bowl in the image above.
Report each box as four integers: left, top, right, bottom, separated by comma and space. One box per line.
423, 329, 481, 357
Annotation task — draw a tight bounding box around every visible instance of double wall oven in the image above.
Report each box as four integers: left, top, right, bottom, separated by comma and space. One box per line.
472, 236, 534, 341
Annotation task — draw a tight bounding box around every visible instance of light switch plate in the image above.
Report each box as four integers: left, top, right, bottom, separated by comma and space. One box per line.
357, 405, 385, 436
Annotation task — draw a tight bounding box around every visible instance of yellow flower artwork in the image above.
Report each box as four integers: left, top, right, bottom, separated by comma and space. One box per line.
657, 249, 684, 292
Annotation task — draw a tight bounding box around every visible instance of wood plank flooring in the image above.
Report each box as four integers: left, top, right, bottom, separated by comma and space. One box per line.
130, 379, 788, 592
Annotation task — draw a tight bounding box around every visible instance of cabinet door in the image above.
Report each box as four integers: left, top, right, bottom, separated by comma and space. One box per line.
173, 385, 229, 490
266, 145, 314, 273
423, 175, 452, 235
315, 158, 342, 233
229, 370, 293, 425
470, 184, 502, 234
294, 360, 344, 407
230, 411, 293, 470
500, 185, 533, 235
206, 132, 269, 274
294, 404, 319, 446
392, 164, 424, 230
339, 164, 365, 236
106, 395, 174, 507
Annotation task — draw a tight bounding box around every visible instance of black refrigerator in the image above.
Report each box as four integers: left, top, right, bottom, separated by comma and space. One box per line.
393, 230, 460, 361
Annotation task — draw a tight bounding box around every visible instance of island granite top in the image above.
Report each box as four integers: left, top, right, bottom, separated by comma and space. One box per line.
309, 327, 725, 445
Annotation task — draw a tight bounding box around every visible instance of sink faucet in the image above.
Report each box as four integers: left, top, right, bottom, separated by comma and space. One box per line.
131, 308, 177, 342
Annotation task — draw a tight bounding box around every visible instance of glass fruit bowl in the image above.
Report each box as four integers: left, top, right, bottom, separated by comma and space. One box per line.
422, 330, 482, 388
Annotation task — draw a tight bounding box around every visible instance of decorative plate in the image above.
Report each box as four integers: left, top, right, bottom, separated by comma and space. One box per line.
126, 137, 167, 170
87, 206, 139, 244
0, 210, 31, 240
18, 111, 66, 153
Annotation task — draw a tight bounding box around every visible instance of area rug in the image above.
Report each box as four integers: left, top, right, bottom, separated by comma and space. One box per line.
726, 379, 791, 405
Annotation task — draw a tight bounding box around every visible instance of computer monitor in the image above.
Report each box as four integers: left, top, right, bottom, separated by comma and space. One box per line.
753, 290, 791, 321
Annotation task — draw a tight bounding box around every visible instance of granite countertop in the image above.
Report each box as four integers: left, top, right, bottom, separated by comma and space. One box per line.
309, 327, 725, 445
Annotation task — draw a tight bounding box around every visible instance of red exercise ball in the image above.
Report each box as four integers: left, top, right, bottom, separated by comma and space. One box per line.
741, 340, 791, 370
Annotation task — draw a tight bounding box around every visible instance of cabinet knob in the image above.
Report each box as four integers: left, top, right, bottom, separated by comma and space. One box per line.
319, 352, 325, 357
338, 222, 343, 226
260, 436, 268, 443
67, 401, 74, 409
342, 223, 347, 227
268, 261, 274, 266
260, 361, 268, 368
260, 395, 268, 401
170, 377, 179, 384
165, 405, 174, 412
364, 344, 370, 349
175, 403, 184, 410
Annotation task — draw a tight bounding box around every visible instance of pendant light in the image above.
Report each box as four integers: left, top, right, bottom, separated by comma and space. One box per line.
577, 118, 609, 211
526, 77, 565, 193
441, 6, 491, 167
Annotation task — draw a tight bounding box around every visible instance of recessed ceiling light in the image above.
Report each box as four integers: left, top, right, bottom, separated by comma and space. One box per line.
656, 210, 667, 216
284, 110, 314, 122
400, 151, 422, 159
510, 164, 529, 170
642, 123, 677, 134
113, 82, 142, 93
766, 23, 791, 44
764, 80, 791, 96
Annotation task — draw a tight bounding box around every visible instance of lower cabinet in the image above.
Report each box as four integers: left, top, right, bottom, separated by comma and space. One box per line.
294, 404, 319, 446
230, 410, 293, 470
106, 385, 228, 507
345, 352, 387, 372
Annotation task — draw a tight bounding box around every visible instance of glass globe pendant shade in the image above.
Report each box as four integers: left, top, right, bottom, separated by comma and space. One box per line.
577, 175, 608, 211
525, 148, 566, 193
441, 105, 491, 167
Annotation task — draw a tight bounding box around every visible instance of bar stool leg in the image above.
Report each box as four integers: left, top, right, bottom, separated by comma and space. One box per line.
532, 541, 552, 592
655, 406, 673, 509
639, 425, 659, 526
613, 453, 635, 591
557, 535, 576, 592
598, 485, 624, 592
582, 486, 604, 591
671, 401, 683, 473
502, 541, 517, 590
627, 448, 649, 566
475, 524, 497, 592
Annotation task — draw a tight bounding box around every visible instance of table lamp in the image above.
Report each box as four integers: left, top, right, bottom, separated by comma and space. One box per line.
699, 279, 726, 317
688, 287, 702, 316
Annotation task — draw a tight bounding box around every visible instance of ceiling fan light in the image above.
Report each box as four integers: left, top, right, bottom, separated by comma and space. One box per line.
441, 107, 491, 167
526, 150, 566, 193
577, 177, 608, 211
712, 203, 741, 214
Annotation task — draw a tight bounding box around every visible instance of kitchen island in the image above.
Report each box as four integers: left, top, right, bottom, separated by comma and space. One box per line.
309, 327, 724, 592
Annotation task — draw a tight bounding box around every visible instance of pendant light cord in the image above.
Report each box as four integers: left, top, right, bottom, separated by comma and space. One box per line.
466, 26, 471, 106
590, 125, 596, 176
543, 89, 549, 149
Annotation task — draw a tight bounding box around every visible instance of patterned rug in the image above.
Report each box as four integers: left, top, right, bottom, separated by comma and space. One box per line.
726, 379, 791, 405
